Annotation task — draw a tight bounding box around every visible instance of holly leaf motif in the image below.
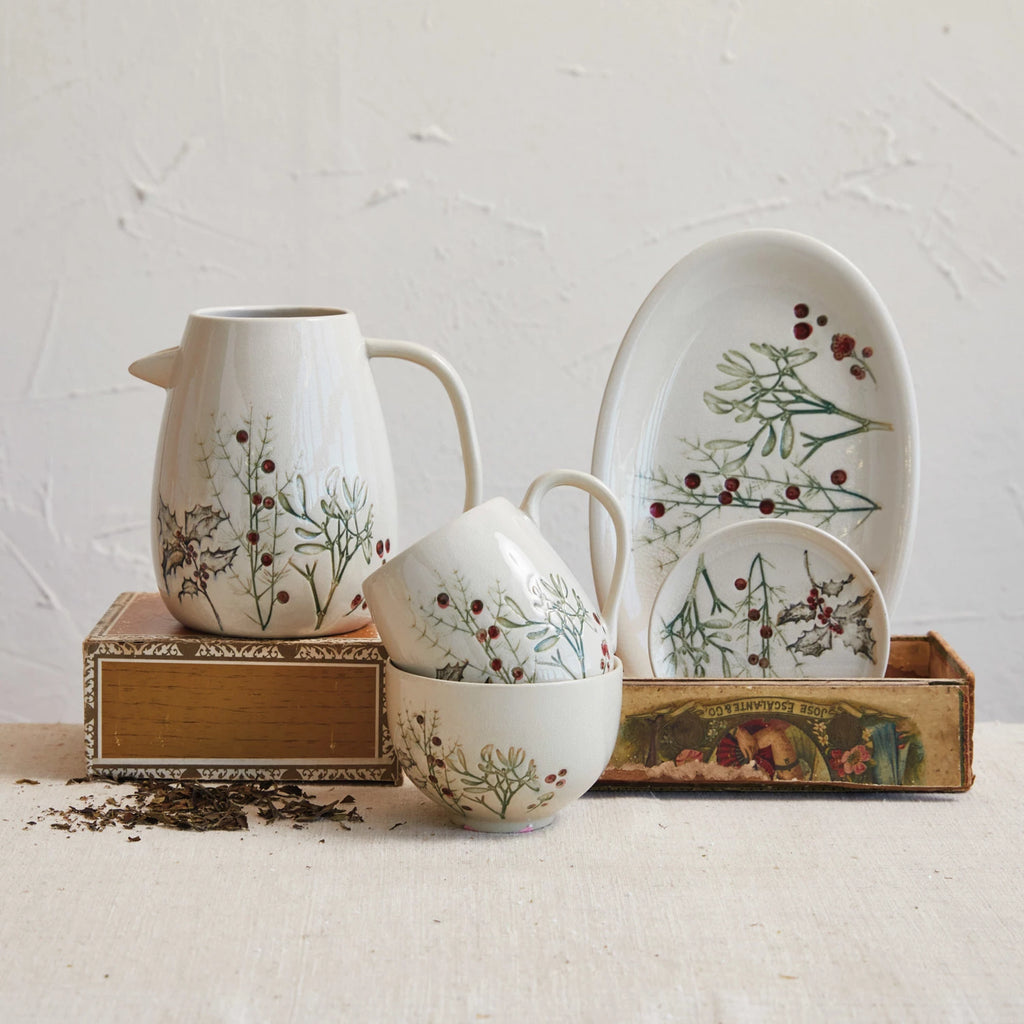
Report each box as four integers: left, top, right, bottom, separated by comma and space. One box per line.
202, 546, 238, 575
777, 600, 815, 625
839, 617, 876, 661
162, 546, 186, 578
834, 592, 876, 660
158, 502, 178, 539
790, 623, 834, 658
183, 504, 227, 542
179, 578, 201, 598
818, 573, 854, 598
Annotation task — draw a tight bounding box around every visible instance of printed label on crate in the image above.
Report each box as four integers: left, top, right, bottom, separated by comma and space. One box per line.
601, 680, 966, 789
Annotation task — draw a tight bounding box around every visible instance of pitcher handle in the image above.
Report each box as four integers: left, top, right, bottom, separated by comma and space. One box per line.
520, 469, 628, 655
365, 338, 483, 512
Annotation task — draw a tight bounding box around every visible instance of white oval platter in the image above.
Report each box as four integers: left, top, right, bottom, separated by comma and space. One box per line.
591, 229, 917, 677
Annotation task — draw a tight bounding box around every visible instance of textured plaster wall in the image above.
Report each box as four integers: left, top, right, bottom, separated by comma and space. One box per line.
1, 1, 1021, 721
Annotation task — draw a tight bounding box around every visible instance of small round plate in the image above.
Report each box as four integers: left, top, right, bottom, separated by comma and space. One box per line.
648, 519, 889, 679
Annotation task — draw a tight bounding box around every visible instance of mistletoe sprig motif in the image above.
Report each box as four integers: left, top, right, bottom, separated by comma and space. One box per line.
704, 341, 892, 468
156, 498, 238, 631
396, 708, 566, 820
278, 471, 380, 630
418, 570, 608, 682
657, 554, 736, 678
640, 307, 891, 561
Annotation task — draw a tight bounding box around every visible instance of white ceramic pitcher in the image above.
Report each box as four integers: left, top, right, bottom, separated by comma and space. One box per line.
130, 306, 482, 638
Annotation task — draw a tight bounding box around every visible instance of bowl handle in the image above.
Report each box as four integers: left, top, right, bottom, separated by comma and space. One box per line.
520, 469, 628, 655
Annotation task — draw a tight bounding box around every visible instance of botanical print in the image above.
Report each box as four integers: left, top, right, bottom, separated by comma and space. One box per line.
278, 471, 378, 630
396, 707, 567, 820
414, 570, 610, 682
655, 547, 877, 679
158, 410, 386, 632
611, 695, 924, 786
198, 414, 292, 631
640, 301, 890, 565
156, 500, 238, 632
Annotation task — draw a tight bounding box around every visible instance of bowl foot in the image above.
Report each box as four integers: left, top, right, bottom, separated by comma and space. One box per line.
457, 814, 555, 834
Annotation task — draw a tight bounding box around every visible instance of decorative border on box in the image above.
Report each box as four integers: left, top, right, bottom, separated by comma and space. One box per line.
83, 593, 397, 784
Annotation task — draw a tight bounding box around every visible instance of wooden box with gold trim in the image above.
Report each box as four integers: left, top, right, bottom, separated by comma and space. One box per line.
598, 633, 974, 792
83, 592, 399, 783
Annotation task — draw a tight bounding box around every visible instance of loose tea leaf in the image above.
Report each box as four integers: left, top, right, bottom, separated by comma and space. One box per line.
37, 780, 363, 834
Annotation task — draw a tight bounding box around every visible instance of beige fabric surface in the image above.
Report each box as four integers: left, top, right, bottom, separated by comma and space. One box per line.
0, 723, 1021, 1023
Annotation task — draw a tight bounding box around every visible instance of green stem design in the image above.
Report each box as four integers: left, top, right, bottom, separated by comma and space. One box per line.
198, 412, 291, 631
639, 443, 881, 566
396, 708, 562, 820
659, 554, 737, 677
279, 473, 375, 630
704, 343, 892, 469
733, 552, 796, 677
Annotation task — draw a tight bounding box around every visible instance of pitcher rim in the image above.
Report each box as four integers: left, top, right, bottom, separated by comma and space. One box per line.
191, 305, 349, 321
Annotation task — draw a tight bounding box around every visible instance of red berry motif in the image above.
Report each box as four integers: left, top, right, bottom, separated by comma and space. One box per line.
817, 314, 828, 326
760, 624, 773, 638
261, 552, 273, 567
831, 333, 856, 360
431, 736, 442, 747
684, 473, 701, 490
471, 599, 484, 615
252, 493, 263, 506
862, 346, 873, 358
277, 591, 289, 604
437, 593, 450, 609
830, 469, 848, 486
512, 667, 524, 681
650, 502, 665, 519
236, 430, 248, 443
724, 477, 740, 492
261, 459, 275, 473
734, 578, 748, 591
351, 594, 362, 609
785, 484, 801, 501
263, 496, 274, 509
476, 630, 487, 643
545, 774, 557, 784
759, 498, 775, 515
758, 656, 769, 669
748, 653, 759, 665
487, 624, 500, 639
794, 303, 809, 319
246, 530, 259, 545
490, 658, 502, 672
793, 322, 812, 340
851, 365, 866, 380
748, 608, 761, 621
719, 491, 733, 505
376, 540, 385, 557
385, 538, 391, 553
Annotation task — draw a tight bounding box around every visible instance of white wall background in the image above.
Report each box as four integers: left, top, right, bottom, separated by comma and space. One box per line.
1, 1, 1021, 721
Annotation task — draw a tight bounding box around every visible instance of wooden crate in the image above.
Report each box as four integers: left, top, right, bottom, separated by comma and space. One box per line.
83, 592, 399, 783
597, 633, 973, 792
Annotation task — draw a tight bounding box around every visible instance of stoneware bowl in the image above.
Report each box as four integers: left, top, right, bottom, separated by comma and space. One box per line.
386, 659, 623, 833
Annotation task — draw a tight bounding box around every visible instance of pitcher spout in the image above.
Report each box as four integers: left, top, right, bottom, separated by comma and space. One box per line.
129, 347, 179, 389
